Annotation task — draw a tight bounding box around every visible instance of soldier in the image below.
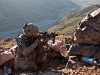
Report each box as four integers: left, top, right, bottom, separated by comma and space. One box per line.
14, 23, 39, 71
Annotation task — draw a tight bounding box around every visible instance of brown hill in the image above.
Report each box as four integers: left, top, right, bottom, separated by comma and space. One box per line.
48, 5, 100, 36
0, 36, 100, 75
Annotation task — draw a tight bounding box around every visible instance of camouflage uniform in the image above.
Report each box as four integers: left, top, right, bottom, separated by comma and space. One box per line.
14, 23, 39, 71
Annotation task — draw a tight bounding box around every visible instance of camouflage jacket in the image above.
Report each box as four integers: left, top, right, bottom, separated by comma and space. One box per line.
16, 34, 39, 60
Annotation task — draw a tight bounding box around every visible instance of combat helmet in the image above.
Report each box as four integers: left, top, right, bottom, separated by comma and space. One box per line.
23, 23, 39, 36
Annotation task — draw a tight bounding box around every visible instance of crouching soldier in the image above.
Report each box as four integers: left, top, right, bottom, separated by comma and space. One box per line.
14, 23, 40, 71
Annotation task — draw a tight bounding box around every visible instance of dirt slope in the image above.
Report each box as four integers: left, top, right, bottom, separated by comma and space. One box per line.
0, 37, 100, 75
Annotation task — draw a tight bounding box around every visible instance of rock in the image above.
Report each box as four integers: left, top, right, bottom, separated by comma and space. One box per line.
18, 71, 61, 75
0, 51, 15, 65
74, 8, 100, 45
79, 8, 100, 31
74, 26, 100, 45
65, 37, 74, 45
19, 72, 36, 75
60, 45, 70, 58
0, 69, 4, 75
67, 44, 96, 57
9, 44, 18, 56
38, 71, 61, 75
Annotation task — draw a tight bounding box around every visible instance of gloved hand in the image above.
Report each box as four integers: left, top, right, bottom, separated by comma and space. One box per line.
34, 39, 40, 45
22, 39, 40, 56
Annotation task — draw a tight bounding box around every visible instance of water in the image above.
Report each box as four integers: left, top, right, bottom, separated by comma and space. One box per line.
7, 67, 12, 75
0, 29, 22, 40
81, 57, 99, 65
0, 8, 75, 40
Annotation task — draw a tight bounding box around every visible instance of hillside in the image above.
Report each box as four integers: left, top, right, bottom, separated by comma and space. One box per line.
48, 5, 100, 36
1, 0, 100, 32
1, 1, 100, 40
0, 36, 100, 75
71, 0, 100, 7
0, 0, 79, 32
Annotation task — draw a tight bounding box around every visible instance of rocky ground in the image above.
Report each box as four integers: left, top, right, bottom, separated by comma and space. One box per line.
0, 36, 100, 75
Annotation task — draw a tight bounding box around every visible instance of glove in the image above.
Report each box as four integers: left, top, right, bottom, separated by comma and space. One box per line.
22, 39, 40, 56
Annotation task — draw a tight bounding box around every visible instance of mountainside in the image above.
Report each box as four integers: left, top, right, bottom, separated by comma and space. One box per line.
0, 0, 79, 32
48, 5, 100, 36
1, 1, 100, 40
71, 0, 100, 7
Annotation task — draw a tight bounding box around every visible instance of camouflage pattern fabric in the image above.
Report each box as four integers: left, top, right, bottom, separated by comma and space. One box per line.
15, 34, 39, 71
15, 23, 39, 71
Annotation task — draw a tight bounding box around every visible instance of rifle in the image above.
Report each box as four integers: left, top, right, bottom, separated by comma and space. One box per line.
37, 31, 58, 44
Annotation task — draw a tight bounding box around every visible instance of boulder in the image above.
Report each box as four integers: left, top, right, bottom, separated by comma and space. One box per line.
67, 44, 96, 57
74, 26, 100, 45
74, 8, 100, 45
0, 51, 15, 65
79, 8, 100, 31
0, 69, 4, 75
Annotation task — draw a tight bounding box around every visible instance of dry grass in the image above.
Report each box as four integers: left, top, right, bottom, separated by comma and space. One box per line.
0, 38, 16, 51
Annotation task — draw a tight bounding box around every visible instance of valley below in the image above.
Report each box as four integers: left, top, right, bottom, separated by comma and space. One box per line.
0, 8, 75, 40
